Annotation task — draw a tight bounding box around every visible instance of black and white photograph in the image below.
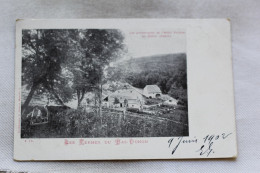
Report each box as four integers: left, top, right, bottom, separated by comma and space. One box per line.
20, 28, 188, 138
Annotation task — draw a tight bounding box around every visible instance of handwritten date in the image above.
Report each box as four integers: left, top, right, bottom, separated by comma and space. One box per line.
168, 132, 232, 157
196, 133, 232, 157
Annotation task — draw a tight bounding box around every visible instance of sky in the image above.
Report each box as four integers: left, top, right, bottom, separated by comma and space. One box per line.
122, 28, 186, 58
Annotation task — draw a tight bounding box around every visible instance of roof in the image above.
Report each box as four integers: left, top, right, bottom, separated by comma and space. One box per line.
109, 89, 143, 100
144, 85, 161, 93
161, 94, 178, 104
132, 87, 144, 95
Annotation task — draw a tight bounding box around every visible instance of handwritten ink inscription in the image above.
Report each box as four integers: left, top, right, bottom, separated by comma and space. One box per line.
168, 133, 232, 157
168, 137, 198, 155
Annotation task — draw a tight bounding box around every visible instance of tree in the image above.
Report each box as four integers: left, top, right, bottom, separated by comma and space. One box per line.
68, 29, 126, 112
114, 97, 120, 104
22, 29, 73, 114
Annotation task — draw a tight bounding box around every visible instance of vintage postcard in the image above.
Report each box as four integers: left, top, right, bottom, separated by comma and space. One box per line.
14, 19, 237, 160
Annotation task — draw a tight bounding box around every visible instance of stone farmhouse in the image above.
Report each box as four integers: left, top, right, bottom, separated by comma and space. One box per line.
102, 85, 145, 109
102, 84, 166, 110
143, 85, 162, 98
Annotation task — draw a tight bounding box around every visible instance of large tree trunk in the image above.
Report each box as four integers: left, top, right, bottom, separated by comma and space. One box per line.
22, 84, 38, 115
94, 91, 97, 111
22, 31, 41, 115
77, 98, 81, 108
45, 84, 65, 106
97, 83, 103, 136
51, 89, 65, 106
99, 83, 102, 118
76, 89, 85, 109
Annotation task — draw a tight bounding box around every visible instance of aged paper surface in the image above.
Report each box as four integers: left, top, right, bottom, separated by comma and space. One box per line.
14, 19, 237, 160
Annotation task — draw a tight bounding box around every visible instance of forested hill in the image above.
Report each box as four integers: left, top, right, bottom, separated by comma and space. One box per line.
125, 53, 186, 74
118, 53, 186, 91
115, 53, 187, 106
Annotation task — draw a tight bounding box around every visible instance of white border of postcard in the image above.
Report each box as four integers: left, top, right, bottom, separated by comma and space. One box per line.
14, 19, 237, 160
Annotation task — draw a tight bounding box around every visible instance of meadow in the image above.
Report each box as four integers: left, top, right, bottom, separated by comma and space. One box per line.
21, 105, 188, 138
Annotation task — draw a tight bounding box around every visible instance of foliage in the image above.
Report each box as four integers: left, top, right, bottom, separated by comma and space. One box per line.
114, 97, 120, 104
21, 107, 188, 138
66, 29, 126, 108
122, 53, 187, 90
22, 29, 75, 113
145, 98, 162, 105
22, 29, 126, 112
168, 87, 188, 107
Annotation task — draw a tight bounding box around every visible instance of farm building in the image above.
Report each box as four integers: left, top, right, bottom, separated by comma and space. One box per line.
143, 85, 162, 98
102, 87, 145, 108
161, 94, 178, 106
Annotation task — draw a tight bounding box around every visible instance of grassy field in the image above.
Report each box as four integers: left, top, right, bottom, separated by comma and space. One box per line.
21, 106, 188, 138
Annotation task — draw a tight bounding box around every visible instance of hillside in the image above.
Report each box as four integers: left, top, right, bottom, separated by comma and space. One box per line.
116, 53, 186, 91
113, 53, 188, 107
125, 53, 186, 73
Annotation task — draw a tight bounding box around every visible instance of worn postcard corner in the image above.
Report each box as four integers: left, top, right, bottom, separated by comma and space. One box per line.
14, 19, 237, 161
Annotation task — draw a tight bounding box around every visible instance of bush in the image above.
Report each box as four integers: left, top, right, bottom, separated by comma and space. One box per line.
145, 98, 162, 105
168, 88, 188, 108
